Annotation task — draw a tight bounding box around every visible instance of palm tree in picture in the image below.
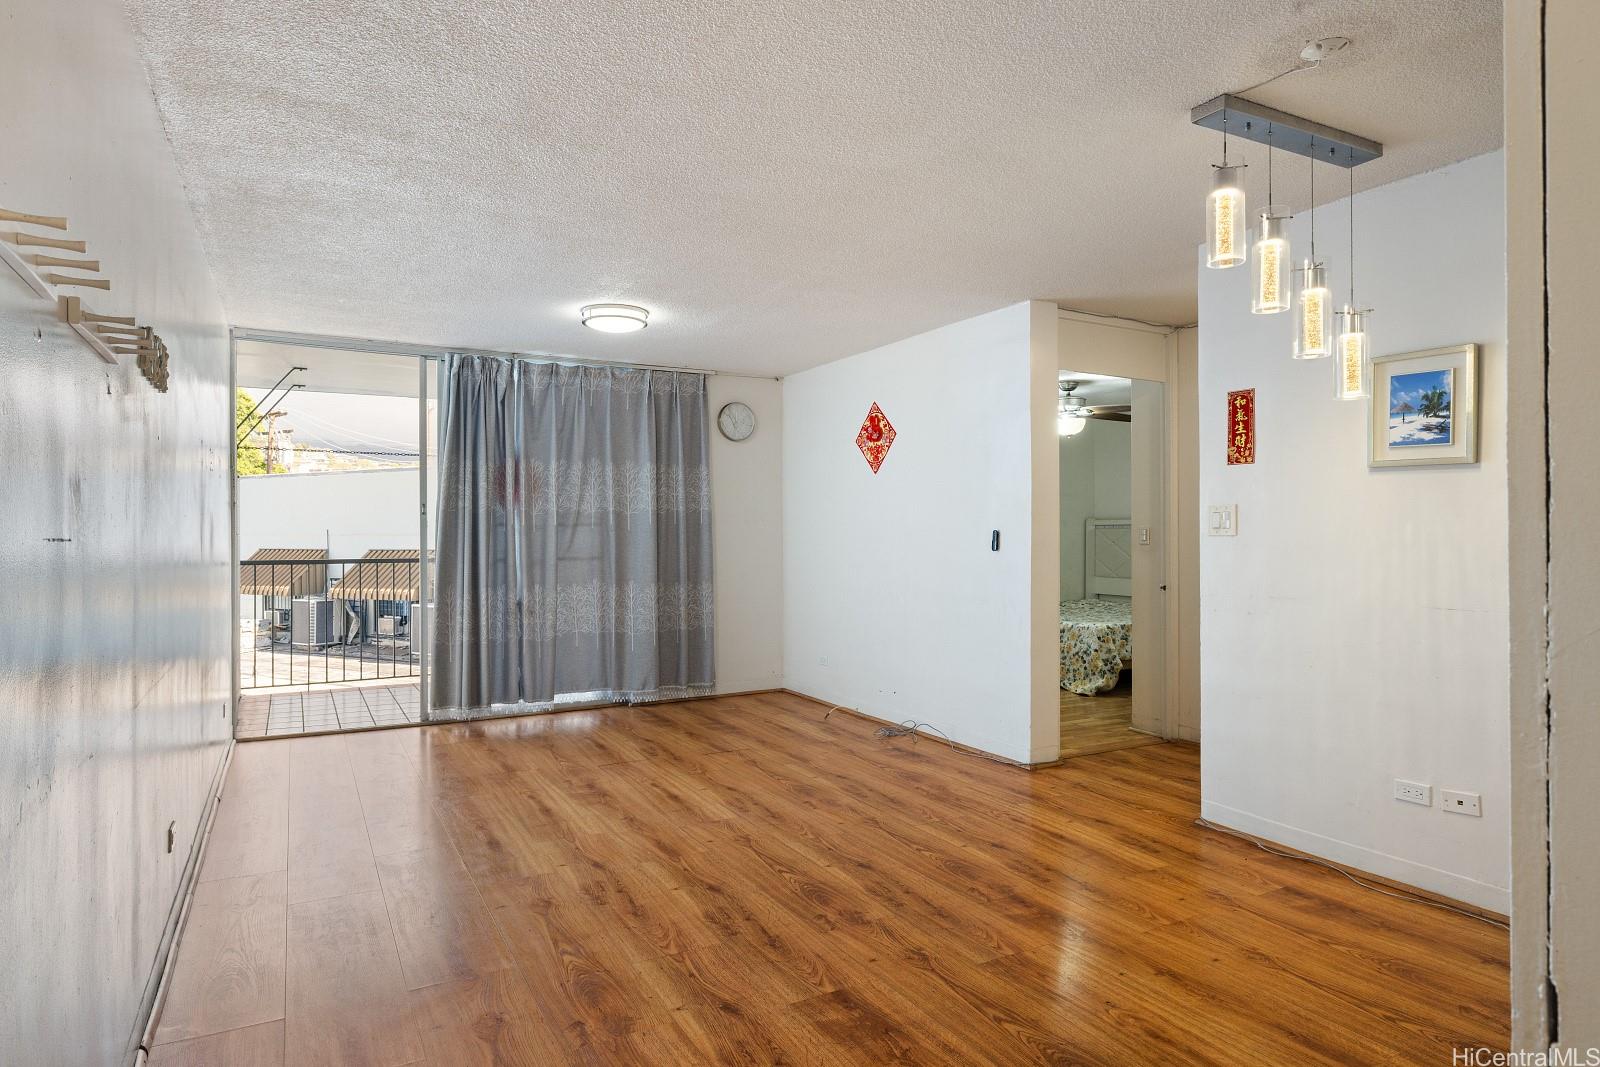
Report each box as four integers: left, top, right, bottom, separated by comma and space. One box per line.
1419, 387, 1450, 419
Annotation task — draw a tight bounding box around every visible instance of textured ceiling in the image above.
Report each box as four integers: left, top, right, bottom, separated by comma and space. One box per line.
126, 0, 1501, 376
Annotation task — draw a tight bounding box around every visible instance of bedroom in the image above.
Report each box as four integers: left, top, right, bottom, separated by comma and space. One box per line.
1056, 371, 1160, 758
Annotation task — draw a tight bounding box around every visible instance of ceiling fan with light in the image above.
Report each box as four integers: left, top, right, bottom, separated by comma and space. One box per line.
1057, 380, 1132, 436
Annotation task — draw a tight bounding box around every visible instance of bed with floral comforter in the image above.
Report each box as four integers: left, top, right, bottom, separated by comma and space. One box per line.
1059, 598, 1132, 695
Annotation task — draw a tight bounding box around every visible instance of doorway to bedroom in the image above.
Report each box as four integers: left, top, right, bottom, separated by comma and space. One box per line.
1057, 369, 1167, 758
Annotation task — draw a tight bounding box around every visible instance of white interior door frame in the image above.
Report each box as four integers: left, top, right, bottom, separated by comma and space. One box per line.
417, 355, 430, 722
1055, 309, 1196, 742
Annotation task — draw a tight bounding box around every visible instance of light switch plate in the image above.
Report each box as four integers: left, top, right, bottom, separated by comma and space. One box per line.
1207, 504, 1238, 536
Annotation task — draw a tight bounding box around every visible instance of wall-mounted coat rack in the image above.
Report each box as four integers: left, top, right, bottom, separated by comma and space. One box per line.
0, 206, 170, 390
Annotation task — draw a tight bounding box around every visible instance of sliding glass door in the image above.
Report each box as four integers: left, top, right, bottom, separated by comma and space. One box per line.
232, 335, 439, 737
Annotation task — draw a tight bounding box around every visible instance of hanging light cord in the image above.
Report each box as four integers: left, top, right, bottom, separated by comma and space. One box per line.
1233, 58, 1320, 98
1266, 124, 1274, 206
1308, 141, 1316, 262
1348, 147, 1356, 308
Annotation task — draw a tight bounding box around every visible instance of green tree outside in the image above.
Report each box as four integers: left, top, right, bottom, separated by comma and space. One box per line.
236, 389, 267, 476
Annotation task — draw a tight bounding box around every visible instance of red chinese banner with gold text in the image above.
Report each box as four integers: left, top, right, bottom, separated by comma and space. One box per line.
1226, 388, 1255, 465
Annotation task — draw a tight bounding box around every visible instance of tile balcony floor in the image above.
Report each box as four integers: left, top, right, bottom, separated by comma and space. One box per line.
236, 682, 422, 738
239, 628, 418, 690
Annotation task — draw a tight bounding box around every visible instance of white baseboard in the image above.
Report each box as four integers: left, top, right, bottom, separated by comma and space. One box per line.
1201, 799, 1510, 914
128, 738, 235, 1066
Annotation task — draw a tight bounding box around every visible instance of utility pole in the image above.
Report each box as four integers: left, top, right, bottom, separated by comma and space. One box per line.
262, 411, 291, 474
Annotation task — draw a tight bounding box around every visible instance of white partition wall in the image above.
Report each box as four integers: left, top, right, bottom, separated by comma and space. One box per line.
782, 301, 1060, 764
1197, 151, 1510, 912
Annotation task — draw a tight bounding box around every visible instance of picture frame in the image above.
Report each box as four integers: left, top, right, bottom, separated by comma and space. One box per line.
1367, 344, 1480, 468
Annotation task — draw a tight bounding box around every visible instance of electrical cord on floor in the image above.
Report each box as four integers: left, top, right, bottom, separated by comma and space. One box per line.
1194, 818, 1509, 930
871, 718, 1036, 768
875, 720, 951, 742
822, 703, 1017, 762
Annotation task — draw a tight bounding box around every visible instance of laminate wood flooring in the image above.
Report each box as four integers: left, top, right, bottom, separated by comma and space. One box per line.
1060, 677, 1165, 758
150, 691, 1508, 1066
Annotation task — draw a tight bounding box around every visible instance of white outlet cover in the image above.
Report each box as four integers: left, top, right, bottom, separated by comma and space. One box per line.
1441, 790, 1482, 817
1394, 779, 1432, 806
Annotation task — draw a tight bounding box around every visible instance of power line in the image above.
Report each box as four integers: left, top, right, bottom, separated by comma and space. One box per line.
293, 447, 419, 459
287, 405, 421, 449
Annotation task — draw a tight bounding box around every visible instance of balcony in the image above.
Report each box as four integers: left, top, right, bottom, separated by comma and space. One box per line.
238, 550, 426, 735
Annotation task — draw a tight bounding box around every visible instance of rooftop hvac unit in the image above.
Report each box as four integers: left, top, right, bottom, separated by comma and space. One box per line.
290, 597, 338, 649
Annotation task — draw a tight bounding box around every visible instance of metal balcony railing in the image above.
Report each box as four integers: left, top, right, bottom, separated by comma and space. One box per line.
239, 555, 424, 690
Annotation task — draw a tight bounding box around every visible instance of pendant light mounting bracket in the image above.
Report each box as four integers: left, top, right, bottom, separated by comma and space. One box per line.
1191, 94, 1382, 168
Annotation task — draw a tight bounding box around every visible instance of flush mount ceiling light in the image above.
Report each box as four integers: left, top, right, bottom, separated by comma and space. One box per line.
579, 303, 650, 333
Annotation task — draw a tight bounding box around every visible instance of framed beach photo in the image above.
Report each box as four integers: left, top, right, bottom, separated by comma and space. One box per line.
1368, 344, 1480, 468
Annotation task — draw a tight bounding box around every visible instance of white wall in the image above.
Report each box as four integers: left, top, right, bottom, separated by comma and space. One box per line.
783, 301, 1059, 763
708, 375, 784, 694
0, 2, 232, 1063
1058, 419, 1131, 601
239, 467, 422, 561
1198, 151, 1509, 911
1092, 421, 1132, 519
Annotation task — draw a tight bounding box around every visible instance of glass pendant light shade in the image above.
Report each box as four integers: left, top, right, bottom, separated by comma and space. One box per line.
1058, 411, 1088, 437
1251, 211, 1291, 314
1294, 263, 1331, 358
1334, 308, 1371, 400
1207, 166, 1246, 269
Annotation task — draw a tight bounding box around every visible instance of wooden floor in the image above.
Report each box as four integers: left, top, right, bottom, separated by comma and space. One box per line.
151, 691, 1508, 1066
1060, 677, 1165, 758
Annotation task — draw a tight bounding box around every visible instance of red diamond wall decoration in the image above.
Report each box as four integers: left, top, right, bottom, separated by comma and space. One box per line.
855, 402, 896, 474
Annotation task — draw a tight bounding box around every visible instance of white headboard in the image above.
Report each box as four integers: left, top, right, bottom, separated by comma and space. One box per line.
1084, 518, 1133, 599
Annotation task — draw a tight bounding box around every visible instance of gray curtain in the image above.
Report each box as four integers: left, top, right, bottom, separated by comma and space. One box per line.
429, 355, 714, 719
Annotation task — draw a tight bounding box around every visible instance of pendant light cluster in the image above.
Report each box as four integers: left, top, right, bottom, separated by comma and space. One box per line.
1194, 70, 1381, 403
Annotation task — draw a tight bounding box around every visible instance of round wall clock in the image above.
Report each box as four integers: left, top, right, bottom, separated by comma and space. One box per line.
717, 401, 756, 442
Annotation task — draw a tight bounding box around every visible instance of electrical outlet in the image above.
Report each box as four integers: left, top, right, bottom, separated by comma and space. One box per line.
818, 656, 828, 668
1441, 790, 1482, 817
1393, 779, 1432, 806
